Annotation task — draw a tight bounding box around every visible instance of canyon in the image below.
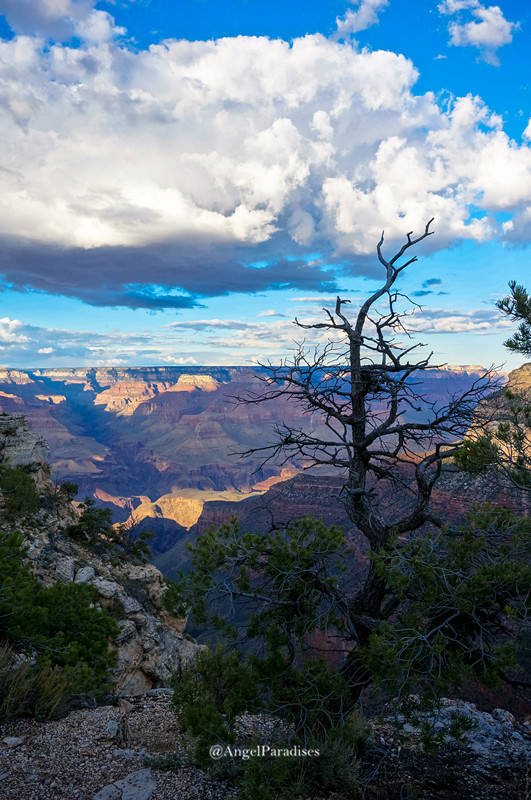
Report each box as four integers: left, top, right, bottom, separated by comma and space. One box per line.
0, 364, 509, 576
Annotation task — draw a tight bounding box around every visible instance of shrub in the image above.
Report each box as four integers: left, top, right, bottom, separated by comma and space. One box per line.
0, 528, 119, 714
23, 580, 119, 696
114, 522, 155, 564
67, 496, 116, 554
67, 497, 153, 562
171, 645, 366, 799
58, 481, 79, 501
171, 646, 258, 763
0, 466, 40, 515
143, 752, 187, 771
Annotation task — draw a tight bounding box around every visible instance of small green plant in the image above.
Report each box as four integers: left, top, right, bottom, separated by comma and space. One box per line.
171, 646, 258, 763
0, 465, 40, 515
105, 597, 126, 620
162, 576, 188, 618
67, 496, 116, 553
115, 522, 155, 564
416, 710, 477, 755
143, 751, 187, 771
67, 497, 153, 562
58, 481, 79, 501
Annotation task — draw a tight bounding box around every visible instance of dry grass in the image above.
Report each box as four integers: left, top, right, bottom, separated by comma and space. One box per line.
0, 643, 73, 721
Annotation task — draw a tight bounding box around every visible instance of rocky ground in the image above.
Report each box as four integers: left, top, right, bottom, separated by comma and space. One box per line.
2, 692, 531, 800
0, 691, 234, 800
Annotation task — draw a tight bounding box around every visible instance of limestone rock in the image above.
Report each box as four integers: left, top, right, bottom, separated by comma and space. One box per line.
75, 566, 95, 583
390, 698, 531, 767
125, 564, 161, 584
93, 785, 121, 800
93, 578, 119, 599
55, 557, 75, 583
0, 414, 50, 492
2, 737, 25, 749
94, 769, 156, 800
106, 720, 120, 738
116, 620, 137, 645
119, 593, 142, 614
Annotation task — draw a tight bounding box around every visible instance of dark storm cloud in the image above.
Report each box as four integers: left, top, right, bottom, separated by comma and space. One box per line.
0, 236, 339, 310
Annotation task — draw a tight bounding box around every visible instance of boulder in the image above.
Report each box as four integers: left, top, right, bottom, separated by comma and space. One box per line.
55, 557, 75, 583
0, 414, 50, 490
119, 594, 142, 615
75, 566, 95, 584
390, 698, 531, 767
116, 620, 137, 645
94, 769, 156, 800
93, 578, 119, 599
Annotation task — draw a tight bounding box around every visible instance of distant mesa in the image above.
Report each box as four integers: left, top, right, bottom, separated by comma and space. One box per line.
0, 368, 35, 385
92, 373, 222, 416
129, 493, 204, 531
173, 374, 220, 392
0, 363, 496, 559
0, 391, 24, 404
35, 394, 66, 404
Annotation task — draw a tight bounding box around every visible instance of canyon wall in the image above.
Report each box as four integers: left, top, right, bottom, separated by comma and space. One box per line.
0, 364, 498, 572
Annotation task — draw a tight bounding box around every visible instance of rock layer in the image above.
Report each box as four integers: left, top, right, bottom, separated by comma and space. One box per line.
0, 413, 198, 694
0, 365, 491, 504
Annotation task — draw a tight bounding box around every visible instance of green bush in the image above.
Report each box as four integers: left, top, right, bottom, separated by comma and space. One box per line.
171, 646, 258, 762
0, 528, 119, 716
453, 435, 498, 474
365, 504, 531, 700
0, 466, 40, 515
67, 497, 153, 562
171, 645, 366, 799
67, 496, 116, 553
142, 752, 187, 771
235, 719, 364, 800
114, 522, 155, 564
58, 481, 79, 501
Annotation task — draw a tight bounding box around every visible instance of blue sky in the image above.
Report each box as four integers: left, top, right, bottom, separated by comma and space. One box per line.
0, 0, 530, 369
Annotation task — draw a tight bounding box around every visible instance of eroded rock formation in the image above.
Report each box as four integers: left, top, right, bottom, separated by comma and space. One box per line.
0, 413, 198, 694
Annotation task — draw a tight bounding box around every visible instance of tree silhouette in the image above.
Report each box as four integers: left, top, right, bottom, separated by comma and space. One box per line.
237, 219, 494, 648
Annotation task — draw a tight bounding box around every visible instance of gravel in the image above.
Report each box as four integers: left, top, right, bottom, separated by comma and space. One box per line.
0, 692, 234, 800
3, 691, 528, 800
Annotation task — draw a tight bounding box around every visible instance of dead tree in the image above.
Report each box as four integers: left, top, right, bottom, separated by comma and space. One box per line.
237, 219, 496, 651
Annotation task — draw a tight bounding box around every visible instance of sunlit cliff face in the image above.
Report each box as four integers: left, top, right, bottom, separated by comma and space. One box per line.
0, 364, 491, 501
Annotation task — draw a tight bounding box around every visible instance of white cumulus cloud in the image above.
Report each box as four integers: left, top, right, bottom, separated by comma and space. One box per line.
0, 0, 124, 43
438, 0, 519, 65
335, 0, 389, 38
0, 26, 529, 308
